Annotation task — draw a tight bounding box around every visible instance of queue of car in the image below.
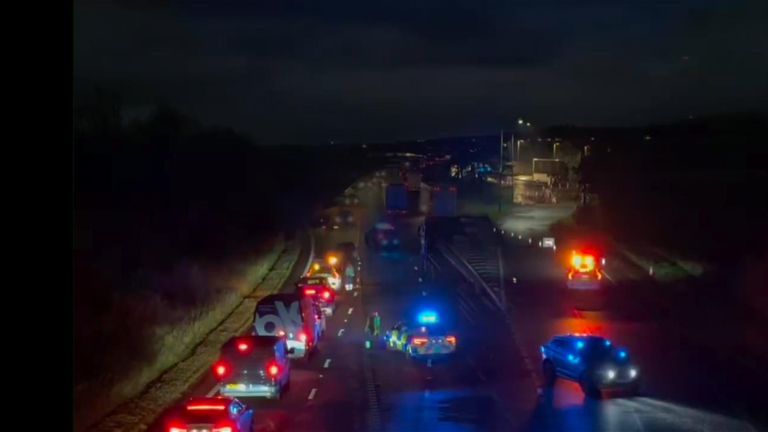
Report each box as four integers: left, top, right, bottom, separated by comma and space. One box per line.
159, 185, 642, 431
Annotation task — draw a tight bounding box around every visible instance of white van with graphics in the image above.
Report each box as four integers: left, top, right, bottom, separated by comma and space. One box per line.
254, 293, 319, 359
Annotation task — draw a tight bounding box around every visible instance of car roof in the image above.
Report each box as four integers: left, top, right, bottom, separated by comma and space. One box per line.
297, 276, 331, 285
185, 396, 234, 408
550, 334, 607, 345
222, 335, 281, 350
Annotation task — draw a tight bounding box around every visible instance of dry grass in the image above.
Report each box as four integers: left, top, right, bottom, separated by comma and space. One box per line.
75, 237, 286, 432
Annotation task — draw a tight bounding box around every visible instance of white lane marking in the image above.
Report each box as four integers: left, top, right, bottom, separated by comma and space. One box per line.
602, 270, 616, 283
206, 383, 221, 397
348, 307, 354, 315
308, 388, 317, 400
353, 291, 358, 297
344, 318, 348, 323
338, 328, 345, 337
324, 358, 332, 368
302, 231, 316, 275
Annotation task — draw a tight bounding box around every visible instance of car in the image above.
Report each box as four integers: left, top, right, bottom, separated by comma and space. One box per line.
365, 222, 401, 251
329, 208, 355, 228
566, 250, 603, 290
307, 260, 342, 290
213, 335, 293, 400
540, 334, 640, 397
385, 311, 457, 359
296, 276, 337, 316
163, 396, 254, 432
541, 237, 556, 249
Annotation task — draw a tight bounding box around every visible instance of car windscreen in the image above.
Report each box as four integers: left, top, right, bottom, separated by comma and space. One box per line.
221, 346, 275, 366
583, 341, 614, 360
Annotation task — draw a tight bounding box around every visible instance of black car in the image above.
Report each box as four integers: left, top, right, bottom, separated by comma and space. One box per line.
365, 222, 400, 250
540, 334, 640, 397
214, 335, 293, 400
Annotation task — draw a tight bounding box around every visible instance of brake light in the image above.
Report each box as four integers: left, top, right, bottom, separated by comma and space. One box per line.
213, 361, 228, 379
446, 336, 457, 345
304, 288, 317, 295
187, 404, 226, 411
237, 341, 250, 352
268, 362, 280, 377
412, 337, 428, 346
299, 332, 307, 342
322, 290, 331, 300
571, 251, 595, 272
213, 421, 235, 432
168, 424, 187, 432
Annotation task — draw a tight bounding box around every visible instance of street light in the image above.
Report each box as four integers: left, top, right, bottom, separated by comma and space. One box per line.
518, 118, 524, 125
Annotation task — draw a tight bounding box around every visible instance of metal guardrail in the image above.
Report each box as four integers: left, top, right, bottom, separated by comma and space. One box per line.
436, 241, 506, 313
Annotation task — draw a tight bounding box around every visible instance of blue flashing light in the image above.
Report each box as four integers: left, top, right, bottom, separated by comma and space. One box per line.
568, 354, 580, 364
417, 310, 439, 324
604, 340, 612, 347
576, 340, 585, 350
618, 350, 627, 359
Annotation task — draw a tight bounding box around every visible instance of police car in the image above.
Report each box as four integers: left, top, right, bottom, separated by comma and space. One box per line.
541, 334, 640, 397
385, 311, 457, 359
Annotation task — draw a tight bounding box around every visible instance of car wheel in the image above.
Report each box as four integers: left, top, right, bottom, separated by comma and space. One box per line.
542, 361, 557, 387
579, 374, 601, 399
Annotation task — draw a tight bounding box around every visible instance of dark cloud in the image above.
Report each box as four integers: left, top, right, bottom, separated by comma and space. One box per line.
74, 0, 768, 143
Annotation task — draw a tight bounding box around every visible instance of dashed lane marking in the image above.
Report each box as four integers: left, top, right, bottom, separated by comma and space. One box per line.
324, 359, 332, 368
348, 307, 354, 315
308, 388, 317, 400
338, 328, 345, 337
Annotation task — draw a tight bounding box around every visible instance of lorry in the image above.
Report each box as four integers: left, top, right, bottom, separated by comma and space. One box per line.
429, 184, 457, 217
385, 183, 408, 214
253, 293, 320, 359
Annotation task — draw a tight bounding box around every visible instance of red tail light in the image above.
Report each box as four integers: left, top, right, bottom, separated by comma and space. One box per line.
412, 337, 428, 346
237, 341, 250, 352
268, 362, 280, 377
446, 336, 457, 345
299, 332, 307, 342
168, 424, 187, 432
187, 404, 226, 411
213, 421, 235, 432
322, 290, 331, 300
304, 288, 317, 295
213, 361, 229, 379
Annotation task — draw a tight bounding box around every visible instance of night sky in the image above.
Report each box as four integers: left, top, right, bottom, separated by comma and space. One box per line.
74, 0, 768, 144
